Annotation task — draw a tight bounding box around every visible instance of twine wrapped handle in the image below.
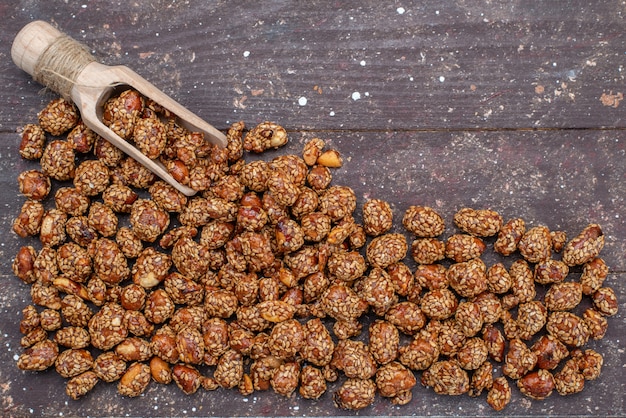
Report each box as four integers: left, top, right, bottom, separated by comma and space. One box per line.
11, 21, 96, 100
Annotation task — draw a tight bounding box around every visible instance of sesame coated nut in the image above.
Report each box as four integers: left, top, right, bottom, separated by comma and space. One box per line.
40, 309, 62, 332
385, 301, 426, 335
74, 160, 110, 196
300, 318, 334, 366
368, 320, 400, 365
55, 348, 93, 378
546, 311, 590, 347
544, 282, 583, 311
244, 121, 288, 153
94, 136, 124, 167
447, 258, 487, 298
503, 338, 537, 380
562, 224, 605, 266
421, 360, 469, 395
55, 326, 90, 349
327, 250, 367, 281
468, 361, 493, 397
411, 238, 446, 265
591, 287, 618, 317
13, 200, 45, 238
65, 216, 98, 247
17, 339, 59, 371
398, 327, 439, 371
130, 199, 170, 242
66, 371, 99, 400
532, 334, 569, 370
116, 227, 144, 259
88, 303, 128, 351
487, 376, 511, 411
38, 98, 79, 136
57, 242, 92, 283
574, 348, 603, 381
18, 169, 51, 201
103, 183, 138, 213
362, 199, 393, 236
268, 319, 304, 359
214, 349, 244, 389
133, 116, 167, 159
299, 365, 326, 399
307, 164, 333, 190
17, 325, 44, 348
437, 318, 467, 357
93, 238, 130, 285
19, 123, 46, 160
271, 361, 301, 397
67, 121, 97, 153
93, 351, 127, 382
387, 262, 414, 296
494, 217, 526, 255
13, 246, 37, 284
583, 308, 609, 340
55, 187, 91, 216
445, 234, 486, 262
88, 202, 118, 237
517, 369, 555, 400
518, 225, 552, 263
486, 263, 512, 294
102, 90, 143, 140
318, 185, 356, 222
118, 157, 156, 189
40, 209, 68, 247
375, 361, 416, 399
453, 207, 502, 237
320, 282, 368, 322
509, 259, 536, 305
118, 362, 151, 397
482, 324, 506, 363
331, 339, 377, 379
40, 140, 76, 181
302, 138, 324, 166
454, 301, 483, 337
456, 337, 488, 370
534, 259, 569, 285
366, 233, 408, 269
402, 206, 445, 237
554, 358, 585, 395
291, 187, 319, 219
581, 257, 608, 295
334, 378, 376, 410
421, 288, 458, 320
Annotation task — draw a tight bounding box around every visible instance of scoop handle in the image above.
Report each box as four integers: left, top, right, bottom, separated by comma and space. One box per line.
11, 20, 96, 99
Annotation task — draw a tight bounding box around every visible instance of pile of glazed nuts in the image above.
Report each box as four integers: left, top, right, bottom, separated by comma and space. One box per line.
12, 91, 618, 411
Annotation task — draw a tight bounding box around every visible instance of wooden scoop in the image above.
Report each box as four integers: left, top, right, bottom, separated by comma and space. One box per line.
11, 20, 227, 196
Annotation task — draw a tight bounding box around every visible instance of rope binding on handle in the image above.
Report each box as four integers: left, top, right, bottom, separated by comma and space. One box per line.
33, 34, 96, 100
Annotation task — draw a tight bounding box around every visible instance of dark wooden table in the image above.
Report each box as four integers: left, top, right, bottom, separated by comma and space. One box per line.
1, 1, 624, 416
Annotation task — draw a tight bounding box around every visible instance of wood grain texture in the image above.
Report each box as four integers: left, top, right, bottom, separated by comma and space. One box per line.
1, 0, 625, 132
0, 0, 624, 417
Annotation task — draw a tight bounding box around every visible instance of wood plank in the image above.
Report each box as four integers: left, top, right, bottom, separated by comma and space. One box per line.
1, 0, 625, 416
0, 129, 624, 416
1, 0, 625, 133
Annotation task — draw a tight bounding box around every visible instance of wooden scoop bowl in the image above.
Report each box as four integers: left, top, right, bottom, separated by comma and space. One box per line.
11, 20, 227, 196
